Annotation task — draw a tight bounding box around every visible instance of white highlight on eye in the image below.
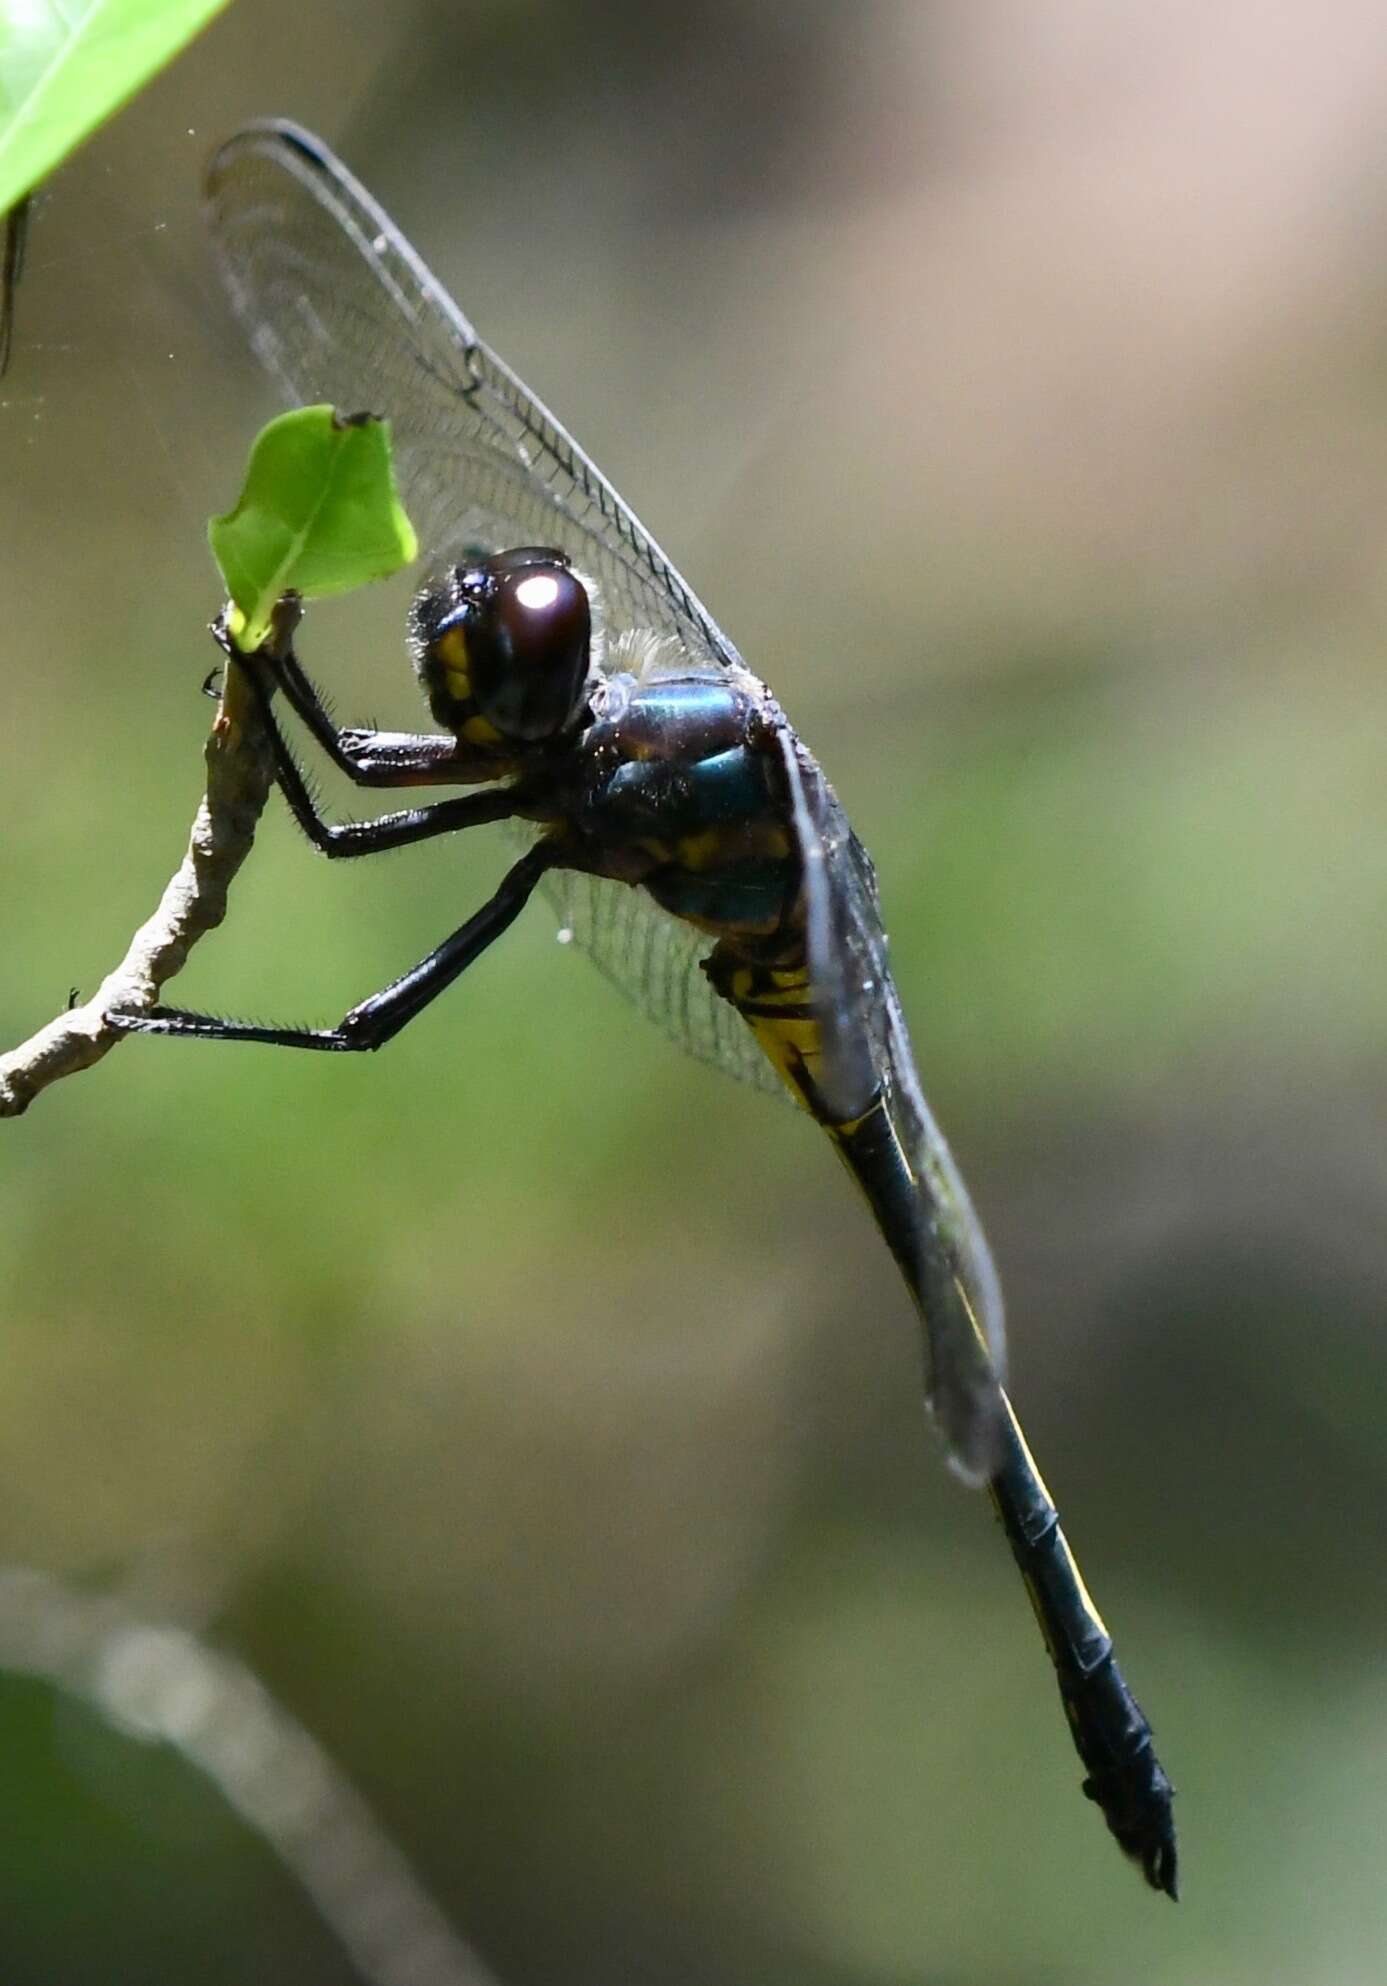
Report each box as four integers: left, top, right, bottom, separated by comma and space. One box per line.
515, 573, 560, 612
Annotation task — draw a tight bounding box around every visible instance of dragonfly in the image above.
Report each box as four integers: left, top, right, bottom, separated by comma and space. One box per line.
109, 120, 1176, 1896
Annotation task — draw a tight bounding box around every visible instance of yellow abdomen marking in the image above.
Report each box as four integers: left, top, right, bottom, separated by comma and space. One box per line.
723, 956, 828, 1110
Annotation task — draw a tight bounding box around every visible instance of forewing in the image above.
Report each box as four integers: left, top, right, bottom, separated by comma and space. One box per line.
205, 122, 1006, 1462
779, 730, 1006, 1471
203, 121, 739, 672
209, 121, 779, 1096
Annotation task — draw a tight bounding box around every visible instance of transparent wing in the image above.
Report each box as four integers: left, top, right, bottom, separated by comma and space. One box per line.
777, 729, 1006, 1465
207, 121, 778, 1094
540, 868, 785, 1099
205, 120, 1004, 1467
203, 120, 740, 673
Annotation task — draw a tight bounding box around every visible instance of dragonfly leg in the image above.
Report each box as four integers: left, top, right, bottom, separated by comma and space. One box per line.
272, 783, 516, 859
241, 660, 518, 858
218, 616, 467, 788
106, 842, 558, 1053
990, 1394, 1178, 1897
273, 643, 473, 785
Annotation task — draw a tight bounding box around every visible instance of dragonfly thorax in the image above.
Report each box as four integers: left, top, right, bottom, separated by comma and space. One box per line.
410, 546, 592, 747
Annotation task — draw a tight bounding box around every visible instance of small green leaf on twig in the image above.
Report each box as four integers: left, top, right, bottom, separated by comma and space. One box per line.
209, 406, 419, 652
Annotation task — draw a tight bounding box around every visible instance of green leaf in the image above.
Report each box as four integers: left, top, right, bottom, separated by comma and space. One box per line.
0, 0, 231, 213
209, 406, 419, 652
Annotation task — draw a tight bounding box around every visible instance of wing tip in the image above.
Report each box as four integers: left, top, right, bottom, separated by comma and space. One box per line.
205, 118, 317, 199
938, 1376, 1007, 1487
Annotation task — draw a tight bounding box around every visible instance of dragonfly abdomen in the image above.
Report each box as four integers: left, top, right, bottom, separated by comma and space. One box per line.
989, 1404, 1178, 1895
703, 947, 826, 1101
824, 1104, 1177, 1891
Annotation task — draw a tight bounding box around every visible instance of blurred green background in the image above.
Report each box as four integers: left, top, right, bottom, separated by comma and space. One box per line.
3, 2, 1386, 1981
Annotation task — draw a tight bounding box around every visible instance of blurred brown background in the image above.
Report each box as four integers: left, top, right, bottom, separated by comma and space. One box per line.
3, 1, 1386, 1980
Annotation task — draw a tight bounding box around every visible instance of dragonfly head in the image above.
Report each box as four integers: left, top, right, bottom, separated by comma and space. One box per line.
411, 547, 592, 750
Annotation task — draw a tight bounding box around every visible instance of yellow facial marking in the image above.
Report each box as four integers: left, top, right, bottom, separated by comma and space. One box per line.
460, 712, 505, 747
431, 625, 472, 700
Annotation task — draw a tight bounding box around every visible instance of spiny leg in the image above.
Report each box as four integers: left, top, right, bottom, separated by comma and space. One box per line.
210, 612, 470, 787
247, 625, 468, 788
236, 658, 520, 859
106, 842, 559, 1053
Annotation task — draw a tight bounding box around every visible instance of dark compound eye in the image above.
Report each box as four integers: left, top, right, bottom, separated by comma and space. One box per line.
490, 545, 572, 575
467, 557, 591, 741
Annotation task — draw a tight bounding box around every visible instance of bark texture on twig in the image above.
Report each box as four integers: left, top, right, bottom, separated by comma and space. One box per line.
0, 616, 289, 1119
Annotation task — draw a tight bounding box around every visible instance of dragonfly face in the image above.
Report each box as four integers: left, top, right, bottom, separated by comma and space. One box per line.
412, 547, 594, 746
106, 120, 1177, 1899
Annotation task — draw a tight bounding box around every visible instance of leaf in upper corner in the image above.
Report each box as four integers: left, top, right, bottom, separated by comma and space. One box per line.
0, 0, 230, 214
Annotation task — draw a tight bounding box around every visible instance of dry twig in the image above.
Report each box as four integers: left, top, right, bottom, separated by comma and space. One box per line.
0, 605, 296, 1118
